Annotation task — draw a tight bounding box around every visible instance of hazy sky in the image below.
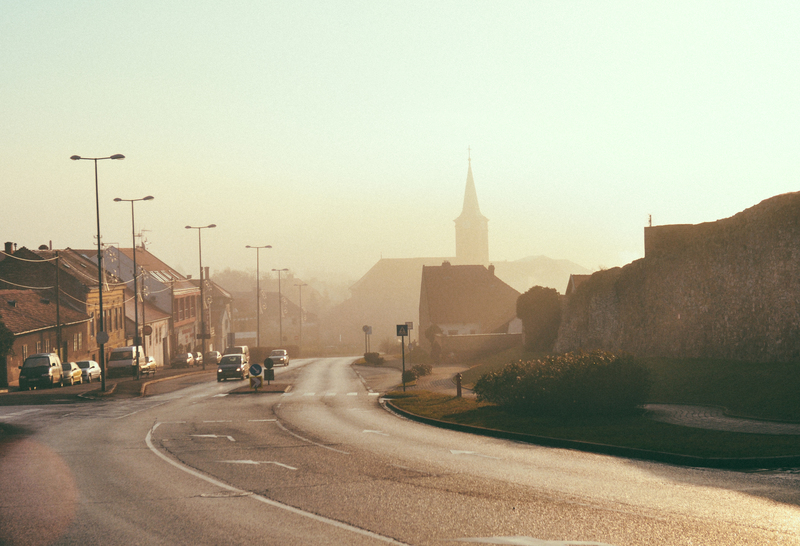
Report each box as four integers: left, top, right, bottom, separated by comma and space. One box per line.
4, 1, 800, 284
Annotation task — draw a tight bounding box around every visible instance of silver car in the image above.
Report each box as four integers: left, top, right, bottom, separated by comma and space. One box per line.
77, 360, 101, 383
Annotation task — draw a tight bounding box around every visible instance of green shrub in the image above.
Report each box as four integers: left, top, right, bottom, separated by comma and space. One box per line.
411, 363, 432, 377
472, 350, 650, 416
402, 370, 417, 383
364, 352, 384, 365
407, 346, 432, 364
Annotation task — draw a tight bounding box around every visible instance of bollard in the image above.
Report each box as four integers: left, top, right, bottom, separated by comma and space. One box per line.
455, 372, 462, 398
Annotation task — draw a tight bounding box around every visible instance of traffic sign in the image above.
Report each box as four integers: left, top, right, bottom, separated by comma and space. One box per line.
96, 331, 109, 344
264, 358, 274, 370
249, 363, 263, 377
250, 376, 263, 390
396, 324, 408, 337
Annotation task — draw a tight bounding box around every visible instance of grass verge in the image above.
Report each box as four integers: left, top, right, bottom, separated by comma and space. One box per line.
386, 390, 800, 459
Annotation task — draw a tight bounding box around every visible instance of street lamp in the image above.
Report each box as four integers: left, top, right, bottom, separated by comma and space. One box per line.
71, 153, 125, 392
246, 245, 272, 348
296, 283, 307, 352
272, 268, 288, 345
114, 195, 154, 380
186, 224, 216, 369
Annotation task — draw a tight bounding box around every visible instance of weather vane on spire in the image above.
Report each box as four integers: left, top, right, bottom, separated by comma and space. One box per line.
468, 145, 471, 163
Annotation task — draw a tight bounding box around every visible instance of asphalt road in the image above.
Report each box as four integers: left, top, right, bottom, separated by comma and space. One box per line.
1, 357, 800, 545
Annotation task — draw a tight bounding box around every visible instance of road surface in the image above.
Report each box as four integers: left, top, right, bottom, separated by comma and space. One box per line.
1, 357, 799, 545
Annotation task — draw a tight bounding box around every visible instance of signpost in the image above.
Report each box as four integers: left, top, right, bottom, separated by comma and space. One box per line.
397, 324, 409, 392
249, 363, 263, 391
362, 325, 372, 353
263, 357, 275, 383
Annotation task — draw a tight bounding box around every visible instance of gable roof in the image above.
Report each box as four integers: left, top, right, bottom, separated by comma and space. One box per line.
0, 289, 91, 335
420, 263, 519, 331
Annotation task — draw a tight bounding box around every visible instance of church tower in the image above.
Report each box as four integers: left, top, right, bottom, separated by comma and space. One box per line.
454, 153, 489, 265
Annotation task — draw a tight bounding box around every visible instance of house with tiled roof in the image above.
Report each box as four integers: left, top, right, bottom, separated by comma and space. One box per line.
0, 289, 91, 387
0, 244, 126, 370
419, 262, 523, 361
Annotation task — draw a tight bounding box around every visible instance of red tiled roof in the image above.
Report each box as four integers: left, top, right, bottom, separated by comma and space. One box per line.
420, 263, 519, 332
0, 289, 90, 335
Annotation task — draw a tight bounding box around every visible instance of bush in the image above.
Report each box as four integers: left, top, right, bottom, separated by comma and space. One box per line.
472, 350, 650, 417
364, 352, 384, 365
407, 346, 432, 364
402, 370, 418, 383
517, 286, 561, 352
411, 363, 432, 377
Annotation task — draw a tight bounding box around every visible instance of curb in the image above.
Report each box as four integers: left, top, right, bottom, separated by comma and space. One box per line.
382, 399, 800, 470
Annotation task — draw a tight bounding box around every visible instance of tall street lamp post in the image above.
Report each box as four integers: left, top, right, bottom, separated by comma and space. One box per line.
70, 153, 125, 392
272, 268, 288, 345
114, 195, 154, 380
246, 245, 272, 348
186, 224, 216, 369
296, 283, 307, 352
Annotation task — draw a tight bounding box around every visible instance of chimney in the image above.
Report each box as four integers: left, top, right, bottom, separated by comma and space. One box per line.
4, 242, 13, 255
488, 264, 495, 276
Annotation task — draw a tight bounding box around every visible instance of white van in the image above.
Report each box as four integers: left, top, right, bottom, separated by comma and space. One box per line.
107, 346, 146, 377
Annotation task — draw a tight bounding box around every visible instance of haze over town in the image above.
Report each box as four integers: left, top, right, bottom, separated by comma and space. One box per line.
4, 1, 800, 292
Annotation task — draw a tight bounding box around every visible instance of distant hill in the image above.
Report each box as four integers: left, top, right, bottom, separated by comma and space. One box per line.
492, 255, 591, 294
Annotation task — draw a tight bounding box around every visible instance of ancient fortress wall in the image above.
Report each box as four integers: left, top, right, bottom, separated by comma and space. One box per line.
554, 192, 800, 362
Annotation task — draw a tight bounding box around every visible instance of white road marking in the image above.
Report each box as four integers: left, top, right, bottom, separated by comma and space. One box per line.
146, 424, 405, 544
347, 392, 358, 396
363, 430, 389, 436
248, 419, 277, 422
203, 420, 232, 423
450, 450, 501, 460
192, 434, 235, 442
456, 537, 615, 545
212, 394, 228, 397
219, 460, 298, 470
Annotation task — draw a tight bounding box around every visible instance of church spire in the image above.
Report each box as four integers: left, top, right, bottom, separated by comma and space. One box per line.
454, 149, 489, 264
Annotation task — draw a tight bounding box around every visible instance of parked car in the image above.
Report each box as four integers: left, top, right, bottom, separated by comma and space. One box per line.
269, 349, 290, 366
140, 356, 157, 375
193, 352, 203, 367
107, 346, 146, 377
205, 351, 222, 365
171, 353, 194, 368
76, 360, 101, 383
18, 353, 63, 390
61, 362, 84, 386
217, 354, 249, 381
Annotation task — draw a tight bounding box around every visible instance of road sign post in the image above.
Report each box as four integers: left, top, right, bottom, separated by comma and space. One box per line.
249, 363, 263, 392
397, 324, 409, 392
263, 357, 274, 385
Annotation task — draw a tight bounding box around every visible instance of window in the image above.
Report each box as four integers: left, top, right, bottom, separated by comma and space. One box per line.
44, 339, 50, 353
22, 345, 28, 360
73, 334, 78, 352
36, 341, 41, 353
78, 332, 83, 351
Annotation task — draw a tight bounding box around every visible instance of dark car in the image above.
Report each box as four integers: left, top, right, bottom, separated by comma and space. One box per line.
205, 351, 222, 365
217, 354, 249, 381
171, 353, 194, 368
61, 362, 84, 386
18, 353, 63, 390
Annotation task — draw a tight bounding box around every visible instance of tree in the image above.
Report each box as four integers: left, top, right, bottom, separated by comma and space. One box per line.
516, 286, 561, 352
0, 320, 12, 358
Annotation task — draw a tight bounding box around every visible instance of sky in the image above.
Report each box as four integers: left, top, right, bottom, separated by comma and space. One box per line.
4, 1, 800, 285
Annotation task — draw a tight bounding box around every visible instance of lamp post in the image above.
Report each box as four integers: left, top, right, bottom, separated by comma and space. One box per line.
114, 195, 154, 380
246, 245, 272, 348
186, 224, 216, 369
71, 153, 125, 392
272, 268, 288, 345
296, 283, 307, 351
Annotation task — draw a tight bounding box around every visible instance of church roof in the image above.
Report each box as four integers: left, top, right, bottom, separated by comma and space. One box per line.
455, 159, 488, 224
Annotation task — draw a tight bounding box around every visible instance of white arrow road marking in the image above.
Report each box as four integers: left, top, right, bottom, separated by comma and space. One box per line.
219, 460, 298, 470
192, 434, 236, 442
450, 450, 501, 460
363, 430, 389, 436
147, 424, 405, 545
